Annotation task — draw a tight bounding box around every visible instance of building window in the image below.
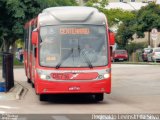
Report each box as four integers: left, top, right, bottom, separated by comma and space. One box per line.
120, 0, 123, 2
131, 0, 135, 2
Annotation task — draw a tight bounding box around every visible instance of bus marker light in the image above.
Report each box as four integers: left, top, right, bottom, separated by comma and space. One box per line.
101, 88, 105, 92
43, 89, 47, 92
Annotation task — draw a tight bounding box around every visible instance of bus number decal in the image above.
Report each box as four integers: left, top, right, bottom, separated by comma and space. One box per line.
60, 28, 90, 35
51, 73, 69, 80
46, 56, 56, 61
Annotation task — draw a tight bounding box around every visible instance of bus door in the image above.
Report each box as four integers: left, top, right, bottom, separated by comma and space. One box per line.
27, 24, 32, 80
24, 28, 28, 77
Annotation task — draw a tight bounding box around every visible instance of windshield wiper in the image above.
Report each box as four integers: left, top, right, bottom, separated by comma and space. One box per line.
56, 48, 73, 69
78, 46, 93, 69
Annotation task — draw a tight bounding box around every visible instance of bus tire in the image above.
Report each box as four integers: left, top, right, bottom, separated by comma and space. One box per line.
40, 94, 47, 101
27, 78, 31, 83
31, 82, 35, 88
94, 93, 104, 102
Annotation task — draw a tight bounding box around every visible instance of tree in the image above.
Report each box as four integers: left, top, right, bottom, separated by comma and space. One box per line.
102, 9, 136, 26
107, 9, 137, 48
116, 3, 160, 49
136, 3, 160, 46
0, 0, 77, 52
116, 15, 137, 48
85, 1, 136, 48
85, 0, 108, 9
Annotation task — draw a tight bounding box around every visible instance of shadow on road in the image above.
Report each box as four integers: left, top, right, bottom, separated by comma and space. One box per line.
42, 94, 106, 104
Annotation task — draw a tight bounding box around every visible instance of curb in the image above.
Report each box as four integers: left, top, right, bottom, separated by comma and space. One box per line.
15, 84, 24, 100
0, 82, 25, 100
14, 66, 24, 68
112, 62, 160, 65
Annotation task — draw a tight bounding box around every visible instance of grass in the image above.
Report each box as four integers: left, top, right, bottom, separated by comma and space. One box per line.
0, 56, 23, 66
13, 58, 23, 66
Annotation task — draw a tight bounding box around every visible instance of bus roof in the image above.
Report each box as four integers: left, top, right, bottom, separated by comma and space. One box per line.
38, 6, 107, 26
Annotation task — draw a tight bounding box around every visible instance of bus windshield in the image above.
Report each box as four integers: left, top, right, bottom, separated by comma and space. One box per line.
39, 25, 108, 68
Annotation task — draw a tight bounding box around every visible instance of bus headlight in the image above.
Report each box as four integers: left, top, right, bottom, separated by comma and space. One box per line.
37, 69, 51, 80
98, 73, 110, 79
40, 74, 46, 79
103, 73, 110, 78
40, 74, 51, 80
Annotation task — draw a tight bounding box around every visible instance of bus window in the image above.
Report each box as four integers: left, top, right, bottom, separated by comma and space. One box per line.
39, 25, 108, 67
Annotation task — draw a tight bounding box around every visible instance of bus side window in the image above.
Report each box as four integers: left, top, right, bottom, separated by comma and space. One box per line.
31, 26, 37, 58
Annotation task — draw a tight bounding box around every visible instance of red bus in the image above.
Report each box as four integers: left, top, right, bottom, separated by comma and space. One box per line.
24, 6, 115, 101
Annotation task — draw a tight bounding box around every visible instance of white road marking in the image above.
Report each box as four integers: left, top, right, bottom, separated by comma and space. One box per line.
0, 110, 5, 113
52, 115, 70, 120
0, 105, 18, 109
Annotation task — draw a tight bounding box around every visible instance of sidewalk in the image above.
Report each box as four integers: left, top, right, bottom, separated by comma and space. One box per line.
0, 82, 24, 100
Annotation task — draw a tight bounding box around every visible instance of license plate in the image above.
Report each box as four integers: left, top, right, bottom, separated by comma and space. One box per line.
69, 86, 80, 91
119, 58, 124, 60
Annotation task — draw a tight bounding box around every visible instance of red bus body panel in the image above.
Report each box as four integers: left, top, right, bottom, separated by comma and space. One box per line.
34, 66, 111, 94
24, 7, 114, 97
36, 79, 111, 94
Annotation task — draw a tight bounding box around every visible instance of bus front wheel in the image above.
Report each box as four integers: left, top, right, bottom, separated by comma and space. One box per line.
31, 82, 35, 88
39, 94, 48, 101
94, 93, 104, 102
27, 78, 31, 83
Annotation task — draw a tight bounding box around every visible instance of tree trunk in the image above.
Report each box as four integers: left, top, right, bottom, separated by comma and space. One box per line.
10, 42, 16, 54
4, 40, 10, 52
148, 30, 151, 47
1, 37, 10, 52
0, 39, 4, 52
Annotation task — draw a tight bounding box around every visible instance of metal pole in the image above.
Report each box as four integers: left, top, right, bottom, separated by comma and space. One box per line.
148, 31, 151, 47
155, 39, 157, 48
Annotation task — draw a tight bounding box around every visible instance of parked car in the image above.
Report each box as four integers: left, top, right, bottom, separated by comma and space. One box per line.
112, 50, 128, 62
147, 47, 160, 62
142, 48, 151, 62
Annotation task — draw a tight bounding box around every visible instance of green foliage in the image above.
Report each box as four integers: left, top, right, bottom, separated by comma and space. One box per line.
136, 3, 160, 37
116, 3, 160, 49
14, 58, 24, 66
0, 0, 77, 52
85, 1, 136, 48
126, 42, 147, 55
38, 0, 78, 9
102, 9, 136, 26
115, 11, 136, 47
85, 0, 108, 9
15, 39, 24, 48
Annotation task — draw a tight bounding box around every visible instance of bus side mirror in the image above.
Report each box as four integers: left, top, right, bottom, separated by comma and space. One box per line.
108, 30, 115, 45
32, 31, 38, 45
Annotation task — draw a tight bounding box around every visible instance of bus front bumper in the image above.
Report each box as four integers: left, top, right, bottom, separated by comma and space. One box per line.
35, 79, 111, 94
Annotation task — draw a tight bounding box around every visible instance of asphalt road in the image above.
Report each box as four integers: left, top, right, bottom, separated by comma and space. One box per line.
0, 64, 160, 118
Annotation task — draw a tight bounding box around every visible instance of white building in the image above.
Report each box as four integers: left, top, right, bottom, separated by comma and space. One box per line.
106, 0, 149, 11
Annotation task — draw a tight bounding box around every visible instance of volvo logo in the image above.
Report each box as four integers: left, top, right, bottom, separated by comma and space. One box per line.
70, 74, 79, 79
